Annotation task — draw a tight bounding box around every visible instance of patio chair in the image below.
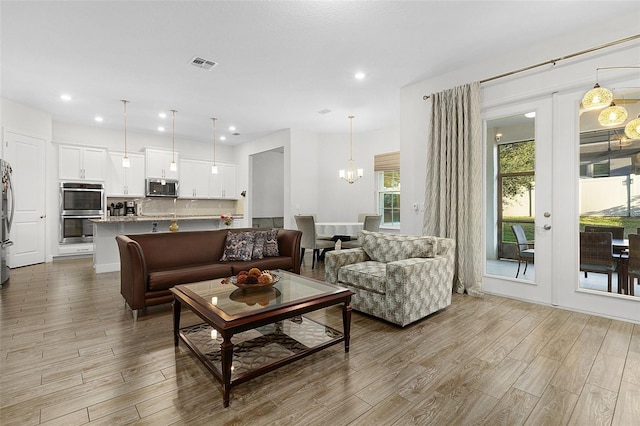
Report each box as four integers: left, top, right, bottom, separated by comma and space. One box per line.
511, 224, 535, 278
579, 231, 617, 293
626, 233, 639, 296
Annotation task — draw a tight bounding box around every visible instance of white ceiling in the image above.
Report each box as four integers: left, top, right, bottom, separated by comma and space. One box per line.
2, 1, 639, 146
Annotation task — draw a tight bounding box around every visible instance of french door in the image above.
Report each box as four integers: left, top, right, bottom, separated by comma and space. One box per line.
483, 97, 554, 305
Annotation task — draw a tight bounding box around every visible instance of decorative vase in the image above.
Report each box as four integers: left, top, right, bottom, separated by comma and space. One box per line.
169, 220, 179, 232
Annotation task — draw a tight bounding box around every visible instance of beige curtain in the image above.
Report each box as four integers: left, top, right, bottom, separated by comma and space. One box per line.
423, 82, 482, 295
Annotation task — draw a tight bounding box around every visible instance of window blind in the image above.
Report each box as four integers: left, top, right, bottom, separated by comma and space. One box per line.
374, 151, 400, 171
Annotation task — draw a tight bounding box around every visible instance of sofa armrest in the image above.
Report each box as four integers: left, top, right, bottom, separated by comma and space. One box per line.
385, 256, 454, 325
116, 235, 148, 311
276, 229, 302, 274
324, 248, 369, 284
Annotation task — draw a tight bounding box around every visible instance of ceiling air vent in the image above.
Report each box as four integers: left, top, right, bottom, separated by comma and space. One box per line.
189, 56, 217, 70
318, 109, 332, 115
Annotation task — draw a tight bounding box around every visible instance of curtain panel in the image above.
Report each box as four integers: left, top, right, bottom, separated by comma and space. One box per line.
423, 82, 483, 295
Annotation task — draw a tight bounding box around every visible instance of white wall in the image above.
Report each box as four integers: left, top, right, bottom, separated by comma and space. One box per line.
251, 149, 284, 218
316, 125, 399, 222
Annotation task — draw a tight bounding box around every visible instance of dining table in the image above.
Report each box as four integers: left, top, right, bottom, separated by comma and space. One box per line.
315, 222, 364, 239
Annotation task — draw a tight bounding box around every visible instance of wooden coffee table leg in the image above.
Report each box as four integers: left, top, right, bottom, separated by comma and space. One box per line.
172, 297, 181, 347
342, 299, 352, 353
221, 335, 234, 407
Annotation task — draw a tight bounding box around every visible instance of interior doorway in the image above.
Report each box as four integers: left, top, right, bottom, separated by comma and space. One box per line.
250, 147, 284, 228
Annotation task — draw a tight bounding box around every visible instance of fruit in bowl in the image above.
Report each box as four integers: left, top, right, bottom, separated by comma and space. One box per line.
224, 269, 278, 288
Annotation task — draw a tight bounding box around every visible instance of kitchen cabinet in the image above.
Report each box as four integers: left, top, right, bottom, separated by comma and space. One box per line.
145, 148, 179, 180
106, 151, 145, 197
59, 145, 106, 181
210, 163, 237, 198
179, 159, 210, 198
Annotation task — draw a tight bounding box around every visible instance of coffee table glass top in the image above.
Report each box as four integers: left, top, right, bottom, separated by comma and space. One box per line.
177, 270, 346, 317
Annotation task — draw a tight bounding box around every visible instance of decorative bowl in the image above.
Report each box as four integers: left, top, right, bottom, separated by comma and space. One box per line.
227, 273, 280, 290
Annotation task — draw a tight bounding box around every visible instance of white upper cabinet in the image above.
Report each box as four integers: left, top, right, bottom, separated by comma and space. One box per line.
179, 159, 210, 198
145, 148, 179, 180
106, 152, 145, 197
210, 163, 237, 198
59, 145, 106, 181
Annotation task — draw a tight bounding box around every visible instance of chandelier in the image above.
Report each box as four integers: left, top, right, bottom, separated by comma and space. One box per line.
121, 100, 130, 168
339, 115, 363, 184
169, 109, 177, 172
211, 117, 218, 174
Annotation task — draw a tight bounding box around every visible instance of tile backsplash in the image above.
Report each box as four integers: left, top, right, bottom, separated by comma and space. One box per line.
107, 197, 240, 217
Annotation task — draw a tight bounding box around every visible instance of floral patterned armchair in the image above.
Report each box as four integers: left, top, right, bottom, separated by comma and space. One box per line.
325, 230, 455, 327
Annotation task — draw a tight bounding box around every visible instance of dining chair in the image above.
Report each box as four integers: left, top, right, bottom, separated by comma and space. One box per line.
293, 215, 334, 269
626, 233, 639, 296
342, 215, 381, 248
579, 231, 617, 293
357, 213, 378, 223
511, 224, 535, 278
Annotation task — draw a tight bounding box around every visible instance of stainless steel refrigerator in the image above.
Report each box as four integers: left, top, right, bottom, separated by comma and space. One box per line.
1, 159, 14, 285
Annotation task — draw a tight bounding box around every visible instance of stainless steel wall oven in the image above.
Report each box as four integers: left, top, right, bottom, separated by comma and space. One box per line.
59, 182, 104, 243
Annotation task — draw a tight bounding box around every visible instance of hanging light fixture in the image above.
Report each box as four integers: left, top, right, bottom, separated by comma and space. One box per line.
626, 114, 640, 139
598, 101, 628, 126
121, 99, 130, 168
339, 115, 363, 184
582, 67, 614, 110
169, 109, 177, 172
211, 117, 218, 174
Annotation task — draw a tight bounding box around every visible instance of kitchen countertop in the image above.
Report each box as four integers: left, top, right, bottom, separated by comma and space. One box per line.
91, 215, 242, 223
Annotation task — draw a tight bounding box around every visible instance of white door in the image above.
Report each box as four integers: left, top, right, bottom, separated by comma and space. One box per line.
483, 97, 554, 304
4, 131, 46, 267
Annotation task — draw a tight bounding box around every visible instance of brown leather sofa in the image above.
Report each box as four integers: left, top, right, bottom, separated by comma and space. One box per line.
116, 228, 302, 319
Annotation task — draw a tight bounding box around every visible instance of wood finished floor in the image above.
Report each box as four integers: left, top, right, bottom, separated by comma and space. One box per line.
1, 255, 639, 425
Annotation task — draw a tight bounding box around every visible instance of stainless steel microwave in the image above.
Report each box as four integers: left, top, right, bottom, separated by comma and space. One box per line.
146, 179, 179, 197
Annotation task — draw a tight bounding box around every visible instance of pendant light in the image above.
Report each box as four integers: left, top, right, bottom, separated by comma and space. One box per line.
598, 101, 628, 126
625, 114, 640, 139
121, 99, 130, 168
211, 117, 218, 174
169, 109, 177, 172
339, 115, 363, 184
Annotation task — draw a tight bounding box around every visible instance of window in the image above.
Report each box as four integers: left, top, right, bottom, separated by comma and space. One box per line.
375, 152, 400, 227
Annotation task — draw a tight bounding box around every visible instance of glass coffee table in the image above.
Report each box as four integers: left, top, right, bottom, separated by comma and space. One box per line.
170, 270, 354, 407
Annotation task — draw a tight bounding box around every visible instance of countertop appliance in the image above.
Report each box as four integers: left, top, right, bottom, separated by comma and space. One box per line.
125, 200, 136, 216
1, 159, 14, 285
146, 178, 178, 197
60, 182, 104, 244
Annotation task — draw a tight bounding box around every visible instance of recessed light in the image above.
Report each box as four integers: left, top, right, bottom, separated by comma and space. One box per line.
94, 116, 103, 122
157, 126, 165, 132
525, 112, 536, 118
220, 136, 226, 141
159, 112, 167, 118
60, 94, 72, 101
354, 72, 366, 80
229, 126, 236, 132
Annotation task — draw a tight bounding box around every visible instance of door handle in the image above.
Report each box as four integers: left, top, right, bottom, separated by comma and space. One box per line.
543, 224, 552, 230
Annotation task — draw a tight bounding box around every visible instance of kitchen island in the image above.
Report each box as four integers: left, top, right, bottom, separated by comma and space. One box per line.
91, 215, 244, 273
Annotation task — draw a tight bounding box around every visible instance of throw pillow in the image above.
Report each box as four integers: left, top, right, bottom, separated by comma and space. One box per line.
221, 231, 255, 261
251, 231, 267, 259
264, 229, 279, 257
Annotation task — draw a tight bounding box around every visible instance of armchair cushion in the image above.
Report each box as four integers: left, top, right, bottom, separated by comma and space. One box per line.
337, 261, 387, 294
360, 230, 437, 263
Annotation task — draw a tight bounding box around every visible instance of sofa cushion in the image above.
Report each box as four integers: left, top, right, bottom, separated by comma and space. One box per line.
221, 231, 255, 261
148, 263, 234, 291
226, 256, 294, 275
360, 230, 437, 263
338, 261, 387, 294
264, 229, 279, 257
